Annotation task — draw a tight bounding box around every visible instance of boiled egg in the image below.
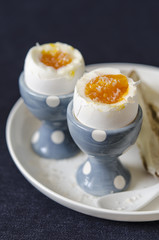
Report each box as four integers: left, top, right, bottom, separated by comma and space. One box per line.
73, 68, 138, 130
24, 42, 85, 95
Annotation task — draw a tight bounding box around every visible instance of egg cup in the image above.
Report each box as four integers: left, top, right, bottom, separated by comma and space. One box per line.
67, 101, 143, 196
19, 73, 79, 159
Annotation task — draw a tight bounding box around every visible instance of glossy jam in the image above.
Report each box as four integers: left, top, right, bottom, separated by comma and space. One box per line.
40, 50, 72, 69
85, 74, 129, 104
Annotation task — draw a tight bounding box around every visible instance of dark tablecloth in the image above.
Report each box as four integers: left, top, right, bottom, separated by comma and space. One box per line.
1, 0, 159, 239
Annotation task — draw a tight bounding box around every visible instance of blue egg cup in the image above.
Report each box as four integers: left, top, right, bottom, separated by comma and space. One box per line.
19, 73, 79, 159
67, 101, 143, 196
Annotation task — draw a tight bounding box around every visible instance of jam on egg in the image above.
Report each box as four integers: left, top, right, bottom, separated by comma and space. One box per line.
85, 74, 129, 104
40, 44, 72, 69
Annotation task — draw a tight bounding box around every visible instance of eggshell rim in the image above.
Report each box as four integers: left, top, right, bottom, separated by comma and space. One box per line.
68, 100, 142, 134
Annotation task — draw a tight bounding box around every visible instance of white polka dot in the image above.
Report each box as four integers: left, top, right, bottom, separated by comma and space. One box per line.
32, 131, 40, 144
92, 130, 107, 142
51, 131, 65, 144
41, 147, 47, 154
46, 96, 60, 107
83, 161, 91, 175
114, 175, 126, 190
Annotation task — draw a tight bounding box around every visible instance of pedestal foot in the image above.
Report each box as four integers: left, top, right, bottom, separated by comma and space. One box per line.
76, 156, 131, 196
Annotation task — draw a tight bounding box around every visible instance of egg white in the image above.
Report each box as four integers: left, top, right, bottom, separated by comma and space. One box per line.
73, 68, 138, 130
24, 42, 85, 95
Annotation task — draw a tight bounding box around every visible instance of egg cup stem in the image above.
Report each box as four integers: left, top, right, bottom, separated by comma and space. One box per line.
76, 155, 131, 196
32, 120, 79, 159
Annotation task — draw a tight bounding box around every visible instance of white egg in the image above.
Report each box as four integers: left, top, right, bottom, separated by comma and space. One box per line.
24, 42, 85, 95
73, 68, 138, 130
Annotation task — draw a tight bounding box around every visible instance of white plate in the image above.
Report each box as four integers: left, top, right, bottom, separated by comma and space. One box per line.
6, 63, 159, 222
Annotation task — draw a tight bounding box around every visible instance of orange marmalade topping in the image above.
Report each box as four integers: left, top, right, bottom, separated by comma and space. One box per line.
40, 50, 72, 69
85, 74, 129, 104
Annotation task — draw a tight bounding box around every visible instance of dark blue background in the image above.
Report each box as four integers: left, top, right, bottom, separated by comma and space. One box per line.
1, 0, 159, 239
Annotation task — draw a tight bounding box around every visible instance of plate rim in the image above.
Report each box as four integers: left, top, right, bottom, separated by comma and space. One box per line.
6, 63, 159, 222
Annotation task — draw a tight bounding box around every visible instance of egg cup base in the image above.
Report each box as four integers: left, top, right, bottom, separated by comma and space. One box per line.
76, 156, 131, 196
31, 121, 80, 159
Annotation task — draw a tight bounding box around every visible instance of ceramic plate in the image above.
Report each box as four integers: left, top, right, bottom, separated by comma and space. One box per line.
6, 63, 159, 222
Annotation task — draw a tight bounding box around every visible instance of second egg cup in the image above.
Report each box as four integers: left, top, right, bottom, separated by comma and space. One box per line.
19, 72, 79, 159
